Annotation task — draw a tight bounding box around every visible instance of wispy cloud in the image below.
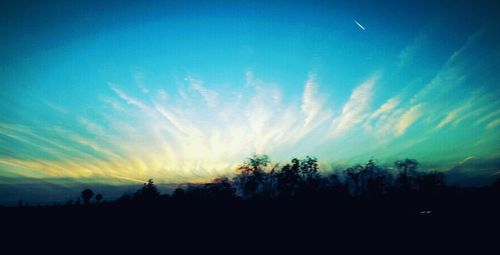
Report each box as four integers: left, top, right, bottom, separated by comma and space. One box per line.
245, 70, 255, 87
475, 109, 500, 126
44, 101, 69, 114
363, 95, 403, 139
395, 104, 423, 136
397, 33, 427, 68
331, 76, 377, 137
370, 96, 400, 120
458, 156, 475, 165
435, 107, 462, 129
185, 76, 219, 107
110, 83, 149, 111
410, 30, 482, 105
80, 118, 105, 136
134, 72, 150, 94
486, 118, 500, 129
2, 57, 498, 183
301, 74, 331, 129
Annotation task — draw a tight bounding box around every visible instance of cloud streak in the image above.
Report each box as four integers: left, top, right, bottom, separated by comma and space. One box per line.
395, 104, 423, 136
186, 76, 219, 107
331, 76, 377, 137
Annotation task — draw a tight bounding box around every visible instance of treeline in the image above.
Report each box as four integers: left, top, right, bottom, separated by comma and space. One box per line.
11, 155, 499, 211
100, 155, 499, 209
4, 155, 498, 248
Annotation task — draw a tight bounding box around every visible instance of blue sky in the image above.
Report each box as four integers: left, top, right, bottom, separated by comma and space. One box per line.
1, 0, 499, 194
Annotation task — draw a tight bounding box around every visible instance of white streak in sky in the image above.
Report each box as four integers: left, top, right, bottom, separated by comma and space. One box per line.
353, 19, 366, 30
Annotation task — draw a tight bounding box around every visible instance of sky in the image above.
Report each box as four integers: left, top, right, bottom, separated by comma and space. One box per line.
1, 0, 499, 202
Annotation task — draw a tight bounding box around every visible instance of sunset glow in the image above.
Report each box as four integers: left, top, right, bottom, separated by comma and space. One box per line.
1, 1, 499, 195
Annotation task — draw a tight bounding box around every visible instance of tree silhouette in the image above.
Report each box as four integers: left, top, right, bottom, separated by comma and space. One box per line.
395, 159, 419, 192
277, 159, 301, 198
343, 159, 390, 197
325, 173, 349, 199
344, 164, 364, 196
234, 154, 270, 198
299, 156, 320, 181
204, 177, 236, 200
363, 159, 391, 197
81, 189, 94, 206
274, 156, 322, 198
134, 179, 160, 202
298, 156, 321, 196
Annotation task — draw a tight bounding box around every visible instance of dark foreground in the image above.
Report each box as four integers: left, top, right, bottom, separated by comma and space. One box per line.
2, 156, 499, 251
2, 194, 498, 252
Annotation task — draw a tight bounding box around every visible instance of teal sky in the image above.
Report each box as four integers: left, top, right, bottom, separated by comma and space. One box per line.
1, 0, 499, 189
